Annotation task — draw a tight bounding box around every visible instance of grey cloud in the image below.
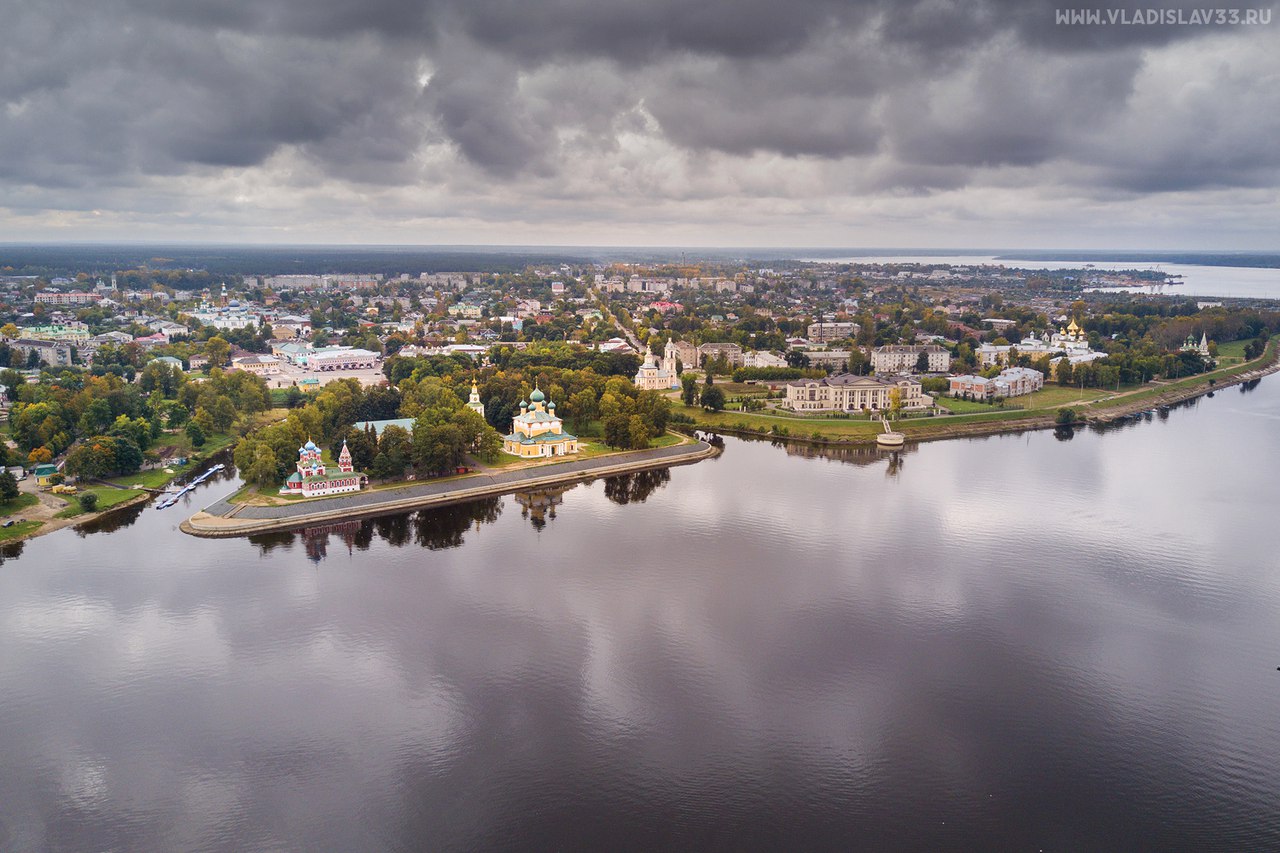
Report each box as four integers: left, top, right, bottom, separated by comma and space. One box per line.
423, 56, 559, 177
0, 0, 1276, 238
636, 33, 898, 159
877, 0, 1276, 56
448, 0, 858, 66
646, 86, 882, 160
116, 0, 436, 41
883, 46, 1143, 170
0, 6, 427, 186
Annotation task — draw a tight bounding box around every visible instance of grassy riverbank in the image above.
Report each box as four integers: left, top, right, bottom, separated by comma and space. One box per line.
5, 409, 285, 543
676, 335, 1279, 443
55, 486, 148, 519
0, 520, 43, 542
0, 494, 39, 517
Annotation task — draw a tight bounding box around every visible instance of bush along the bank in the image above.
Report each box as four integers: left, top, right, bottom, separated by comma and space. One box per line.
1056, 407, 1082, 426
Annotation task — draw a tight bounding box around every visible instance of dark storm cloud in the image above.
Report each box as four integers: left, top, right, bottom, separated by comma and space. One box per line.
0, 3, 426, 185
422, 52, 560, 177
883, 47, 1144, 170
0, 0, 1276, 217
118, 0, 436, 40
448, 0, 860, 65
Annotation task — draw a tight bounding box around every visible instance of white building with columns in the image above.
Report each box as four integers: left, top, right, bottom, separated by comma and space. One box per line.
785, 374, 932, 413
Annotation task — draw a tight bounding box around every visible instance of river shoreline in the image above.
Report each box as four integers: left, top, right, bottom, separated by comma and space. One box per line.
181, 439, 719, 538
681, 340, 1280, 450
18, 344, 1278, 544
3, 444, 240, 547
0, 491, 153, 547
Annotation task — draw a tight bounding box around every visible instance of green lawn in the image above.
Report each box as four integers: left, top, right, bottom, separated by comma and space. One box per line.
566, 441, 621, 460
1214, 340, 1248, 365
106, 430, 236, 490
55, 486, 146, 518
515, 433, 681, 460
481, 431, 681, 468
110, 466, 186, 490
0, 493, 38, 517
0, 520, 43, 541
946, 385, 1124, 412
477, 452, 529, 469
938, 396, 1005, 414
152, 427, 235, 458
716, 382, 774, 395
1021, 386, 1109, 408
189, 430, 238, 457
225, 483, 256, 504
674, 403, 884, 438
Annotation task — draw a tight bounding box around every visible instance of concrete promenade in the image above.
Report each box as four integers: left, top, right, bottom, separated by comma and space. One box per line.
182, 439, 715, 538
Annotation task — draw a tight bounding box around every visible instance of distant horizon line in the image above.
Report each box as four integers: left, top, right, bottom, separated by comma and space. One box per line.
1, 241, 1277, 256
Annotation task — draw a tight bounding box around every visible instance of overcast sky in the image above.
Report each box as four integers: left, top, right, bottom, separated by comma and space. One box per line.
2, 0, 1277, 249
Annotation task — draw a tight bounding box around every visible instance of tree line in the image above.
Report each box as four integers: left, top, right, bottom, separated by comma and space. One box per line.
233, 362, 676, 489
8, 361, 270, 478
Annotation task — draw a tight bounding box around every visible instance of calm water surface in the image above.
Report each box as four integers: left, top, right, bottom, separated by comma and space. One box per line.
802, 254, 1280, 300
2, 381, 1280, 851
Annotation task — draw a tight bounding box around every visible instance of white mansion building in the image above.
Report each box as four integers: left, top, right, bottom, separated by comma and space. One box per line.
949, 366, 1045, 400
872, 344, 951, 374
785, 374, 932, 413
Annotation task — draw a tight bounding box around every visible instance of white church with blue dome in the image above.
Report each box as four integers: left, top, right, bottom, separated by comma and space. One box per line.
281, 439, 365, 497
502, 387, 579, 458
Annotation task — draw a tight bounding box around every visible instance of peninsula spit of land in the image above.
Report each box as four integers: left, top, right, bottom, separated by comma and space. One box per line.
182, 436, 716, 538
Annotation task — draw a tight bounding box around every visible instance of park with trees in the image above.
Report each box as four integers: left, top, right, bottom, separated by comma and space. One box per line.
232, 358, 677, 494
7, 361, 271, 480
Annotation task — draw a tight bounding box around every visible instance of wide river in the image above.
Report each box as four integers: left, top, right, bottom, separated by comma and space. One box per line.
800, 254, 1280, 300
2, 379, 1279, 851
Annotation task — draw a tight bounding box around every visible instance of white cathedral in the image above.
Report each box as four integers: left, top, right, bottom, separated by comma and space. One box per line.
633, 342, 682, 391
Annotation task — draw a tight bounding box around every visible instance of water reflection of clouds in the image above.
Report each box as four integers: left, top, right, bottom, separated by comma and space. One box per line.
1, 382, 1279, 848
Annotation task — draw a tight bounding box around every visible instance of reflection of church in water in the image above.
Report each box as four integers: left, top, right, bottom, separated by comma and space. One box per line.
289, 469, 679, 555
514, 485, 574, 531
301, 520, 363, 562
271, 498, 507, 561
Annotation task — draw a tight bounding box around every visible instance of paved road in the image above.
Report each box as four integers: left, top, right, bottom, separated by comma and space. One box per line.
202, 441, 710, 521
